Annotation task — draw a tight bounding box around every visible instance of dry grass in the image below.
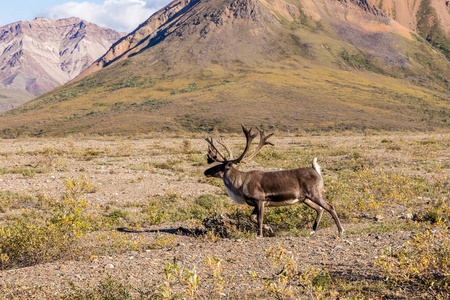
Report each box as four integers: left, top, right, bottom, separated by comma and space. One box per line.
1, 62, 449, 137
0, 132, 448, 298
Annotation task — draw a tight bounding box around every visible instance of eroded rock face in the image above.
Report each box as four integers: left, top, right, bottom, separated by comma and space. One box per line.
76, 0, 421, 82
367, 0, 450, 33
0, 17, 124, 94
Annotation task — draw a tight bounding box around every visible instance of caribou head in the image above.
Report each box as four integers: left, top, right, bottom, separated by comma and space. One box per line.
204, 125, 273, 178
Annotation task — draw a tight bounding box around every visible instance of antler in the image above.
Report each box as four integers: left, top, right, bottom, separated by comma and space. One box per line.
205, 137, 227, 164
217, 138, 234, 160
205, 125, 273, 165
241, 128, 274, 163
228, 125, 258, 164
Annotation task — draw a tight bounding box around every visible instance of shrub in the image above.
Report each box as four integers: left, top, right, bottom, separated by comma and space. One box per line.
264, 205, 317, 233
377, 221, 450, 296
0, 177, 94, 269
64, 275, 132, 300
250, 244, 336, 299
0, 217, 78, 269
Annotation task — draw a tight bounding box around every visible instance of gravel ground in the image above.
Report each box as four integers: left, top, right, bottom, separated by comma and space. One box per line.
0, 135, 446, 298
0, 221, 414, 299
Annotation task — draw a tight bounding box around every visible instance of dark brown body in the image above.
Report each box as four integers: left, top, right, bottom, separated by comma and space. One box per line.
205, 158, 345, 236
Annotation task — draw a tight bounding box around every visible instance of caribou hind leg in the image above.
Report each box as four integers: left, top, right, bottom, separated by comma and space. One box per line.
310, 194, 345, 235
304, 199, 324, 234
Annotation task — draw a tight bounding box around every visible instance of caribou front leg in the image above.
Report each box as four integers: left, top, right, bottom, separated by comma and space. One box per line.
250, 205, 272, 237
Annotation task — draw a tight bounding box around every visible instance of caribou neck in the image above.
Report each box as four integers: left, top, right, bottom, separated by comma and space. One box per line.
223, 165, 245, 190
221, 165, 249, 205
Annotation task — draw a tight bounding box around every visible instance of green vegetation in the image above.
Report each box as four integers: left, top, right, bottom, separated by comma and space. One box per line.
416, 0, 450, 60
0, 177, 95, 269
63, 275, 133, 300
1, 61, 448, 137
377, 221, 449, 297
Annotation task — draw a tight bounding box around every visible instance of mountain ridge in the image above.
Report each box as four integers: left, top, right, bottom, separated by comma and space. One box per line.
0, 0, 448, 136
75, 0, 434, 83
0, 17, 124, 111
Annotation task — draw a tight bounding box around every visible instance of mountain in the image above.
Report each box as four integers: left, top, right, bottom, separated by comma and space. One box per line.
368, 0, 450, 59
0, 17, 124, 111
368, 0, 450, 34
0, 0, 449, 137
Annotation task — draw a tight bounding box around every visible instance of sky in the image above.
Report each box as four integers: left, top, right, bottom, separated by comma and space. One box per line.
0, 0, 172, 33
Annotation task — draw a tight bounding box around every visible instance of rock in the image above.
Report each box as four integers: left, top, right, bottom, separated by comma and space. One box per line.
375, 214, 384, 222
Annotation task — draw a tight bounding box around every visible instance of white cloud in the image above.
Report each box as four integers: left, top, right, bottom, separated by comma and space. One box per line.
42, 0, 172, 33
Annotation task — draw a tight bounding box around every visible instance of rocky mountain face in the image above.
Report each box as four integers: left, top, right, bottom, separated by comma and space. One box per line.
368, 0, 450, 33
77, 0, 449, 81
0, 17, 124, 96
1, 0, 449, 136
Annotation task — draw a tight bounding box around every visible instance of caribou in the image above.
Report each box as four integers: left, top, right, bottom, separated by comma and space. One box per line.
204, 125, 345, 237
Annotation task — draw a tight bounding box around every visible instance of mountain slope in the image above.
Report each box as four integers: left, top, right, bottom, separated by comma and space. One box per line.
0, 17, 124, 106
76, 0, 414, 81
368, 0, 450, 59
368, 0, 450, 33
0, 0, 449, 136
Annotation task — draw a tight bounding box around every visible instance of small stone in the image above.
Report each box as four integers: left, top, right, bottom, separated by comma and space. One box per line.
375, 214, 384, 222
105, 264, 115, 269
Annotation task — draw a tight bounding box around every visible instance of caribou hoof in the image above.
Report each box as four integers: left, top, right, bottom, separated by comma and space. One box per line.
263, 224, 273, 233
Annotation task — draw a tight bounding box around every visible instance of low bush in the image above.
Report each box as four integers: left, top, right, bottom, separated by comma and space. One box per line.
63, 275, 132, 300
0, 177, 94, 269
377, 221, 450, 297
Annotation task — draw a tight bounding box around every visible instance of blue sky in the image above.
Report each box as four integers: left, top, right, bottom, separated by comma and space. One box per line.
0, 0, 172, 32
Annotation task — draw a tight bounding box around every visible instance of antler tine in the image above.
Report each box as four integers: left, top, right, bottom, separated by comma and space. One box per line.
205, 137, 227, 163
229, 124, 258, 164
217, 138, 234, 160
241, 128, 274, 163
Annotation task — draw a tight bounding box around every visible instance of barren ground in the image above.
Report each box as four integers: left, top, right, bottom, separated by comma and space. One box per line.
0, 133, 448, 299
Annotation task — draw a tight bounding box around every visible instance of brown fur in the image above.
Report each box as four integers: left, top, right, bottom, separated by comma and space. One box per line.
205, 159, 345, 236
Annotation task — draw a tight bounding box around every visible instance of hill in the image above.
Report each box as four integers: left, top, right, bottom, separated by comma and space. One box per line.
0, 0, 449, 137
0, 89, 35, 114
0, 17, 124, 112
